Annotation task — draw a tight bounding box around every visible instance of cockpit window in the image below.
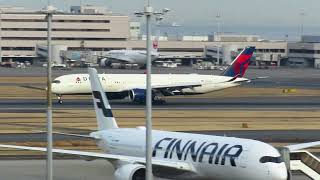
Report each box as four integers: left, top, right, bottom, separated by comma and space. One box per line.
260, 156, 283, 164
52, 80, 61, 84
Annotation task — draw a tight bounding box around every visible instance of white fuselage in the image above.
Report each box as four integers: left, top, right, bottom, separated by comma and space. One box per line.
93, 128, 287, 180
52, 74, 248, 96
107, 50, 159, 65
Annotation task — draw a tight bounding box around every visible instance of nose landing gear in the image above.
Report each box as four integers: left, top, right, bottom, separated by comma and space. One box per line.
57, 95, 63, 104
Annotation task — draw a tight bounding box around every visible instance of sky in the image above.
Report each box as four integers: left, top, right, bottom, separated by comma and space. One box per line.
1, 0, 320, 39
2, 0, 320, 27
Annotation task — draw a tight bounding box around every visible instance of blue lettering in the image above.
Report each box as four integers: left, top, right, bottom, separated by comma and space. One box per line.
199, 143, 219, 164
169, 140, 192, 160
152, 138, 172, 157
164, 138, 177, 158
221, 145, 243, 167
214, 144, 229, 165
184, 141, 206, 162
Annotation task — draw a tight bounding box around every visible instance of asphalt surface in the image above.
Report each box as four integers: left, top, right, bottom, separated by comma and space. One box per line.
0, 66, 320, 89
0, 67, 318, 179
0, 160, 311, 180
0, 96, 318, 112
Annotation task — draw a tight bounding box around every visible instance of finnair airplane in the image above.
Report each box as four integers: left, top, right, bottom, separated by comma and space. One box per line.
52, 47, 256, 104
99, 40, 160, 67
0, 68, 319, 180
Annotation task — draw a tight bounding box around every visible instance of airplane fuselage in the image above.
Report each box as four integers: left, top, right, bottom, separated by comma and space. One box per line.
52, 74, 247, 98
93, 128, 287, 180
106, 50, 159, 65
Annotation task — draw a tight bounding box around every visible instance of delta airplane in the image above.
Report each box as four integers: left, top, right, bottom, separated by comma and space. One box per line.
99, 40, 160, 67
0, 68, 319, 180
52, 47, 256, 104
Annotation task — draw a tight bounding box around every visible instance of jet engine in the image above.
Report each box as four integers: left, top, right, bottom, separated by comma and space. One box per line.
114, 164, 146, 180
99, 58, 112, 67
129, 89, 146, 103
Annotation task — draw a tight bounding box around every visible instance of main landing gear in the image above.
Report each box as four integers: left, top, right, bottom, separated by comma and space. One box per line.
152, 96, 166, 105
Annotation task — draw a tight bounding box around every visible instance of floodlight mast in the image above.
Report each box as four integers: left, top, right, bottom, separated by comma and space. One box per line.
134, 4, 169, 180
46, 8, 53, 180
216, 13, 221, 65
0, 9, 2, 63
42, 3, 58, 180
145, 5, 153, 180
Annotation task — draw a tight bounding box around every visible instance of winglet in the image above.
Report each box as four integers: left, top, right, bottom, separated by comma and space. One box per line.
88, 68, 118, 130
286, 141, 320, 151
222, 46, 255, 77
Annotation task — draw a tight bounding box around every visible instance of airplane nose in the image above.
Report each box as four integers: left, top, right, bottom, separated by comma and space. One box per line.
51, 83, 57, 93
270, 163, 288, 180
51, 84, 55, 91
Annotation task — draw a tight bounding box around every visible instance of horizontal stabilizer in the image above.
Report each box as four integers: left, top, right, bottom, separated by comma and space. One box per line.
33, 131, 94, 139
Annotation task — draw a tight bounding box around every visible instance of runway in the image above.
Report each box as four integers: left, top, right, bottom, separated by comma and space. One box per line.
0, 67, 318, 179
0, 67, 320, 89
0, 96, 319, 112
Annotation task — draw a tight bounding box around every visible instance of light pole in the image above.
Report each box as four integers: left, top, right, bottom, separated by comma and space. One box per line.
300, 9, 305, 38
134, 4, 169, 180
42, 4, 57, 180
0, 8, 3, 63
216, 13, 221, 65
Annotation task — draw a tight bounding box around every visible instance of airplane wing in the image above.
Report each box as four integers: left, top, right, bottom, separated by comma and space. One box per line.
285, 141, 320, 151
19, 85, 46, 91
0, 144, 196, 173
104, 54, 136, 64
157, 54, 201, 59
130, 75, 244, 91
32, 131, 95, 139
112, 56, 134, 63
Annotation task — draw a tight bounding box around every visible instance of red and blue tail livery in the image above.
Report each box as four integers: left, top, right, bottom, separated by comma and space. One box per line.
222, 46, 255, 77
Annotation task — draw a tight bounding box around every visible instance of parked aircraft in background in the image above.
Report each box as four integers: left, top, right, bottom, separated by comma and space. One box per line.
52, 47, 256, 104
99, 40, 160, 68
1, 68, 319, 180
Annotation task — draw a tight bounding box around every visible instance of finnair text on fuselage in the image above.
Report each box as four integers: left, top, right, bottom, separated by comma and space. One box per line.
153, 137, 243, 166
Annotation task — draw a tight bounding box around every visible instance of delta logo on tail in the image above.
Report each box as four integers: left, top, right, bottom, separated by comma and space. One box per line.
153, 40, 158, 49
222, 46, 255, 77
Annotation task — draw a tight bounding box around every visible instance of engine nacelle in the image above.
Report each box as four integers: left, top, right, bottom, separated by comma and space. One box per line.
99, 58, 112, 67
114, 164, 146, 180
129, 89, 146, 103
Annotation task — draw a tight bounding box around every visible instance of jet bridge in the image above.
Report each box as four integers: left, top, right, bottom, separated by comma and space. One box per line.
290, 151, 320, 179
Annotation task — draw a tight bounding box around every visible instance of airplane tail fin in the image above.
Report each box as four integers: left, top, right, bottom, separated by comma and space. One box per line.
222, 46, 255, 77
152, 29, 160, 53
88, 68, 118, 130
152, 38, 159, 53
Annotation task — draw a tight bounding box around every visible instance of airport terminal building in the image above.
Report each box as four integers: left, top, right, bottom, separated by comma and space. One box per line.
288, 35, 320, 68
0, 6, 130, 63
1, 6, 319, 69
